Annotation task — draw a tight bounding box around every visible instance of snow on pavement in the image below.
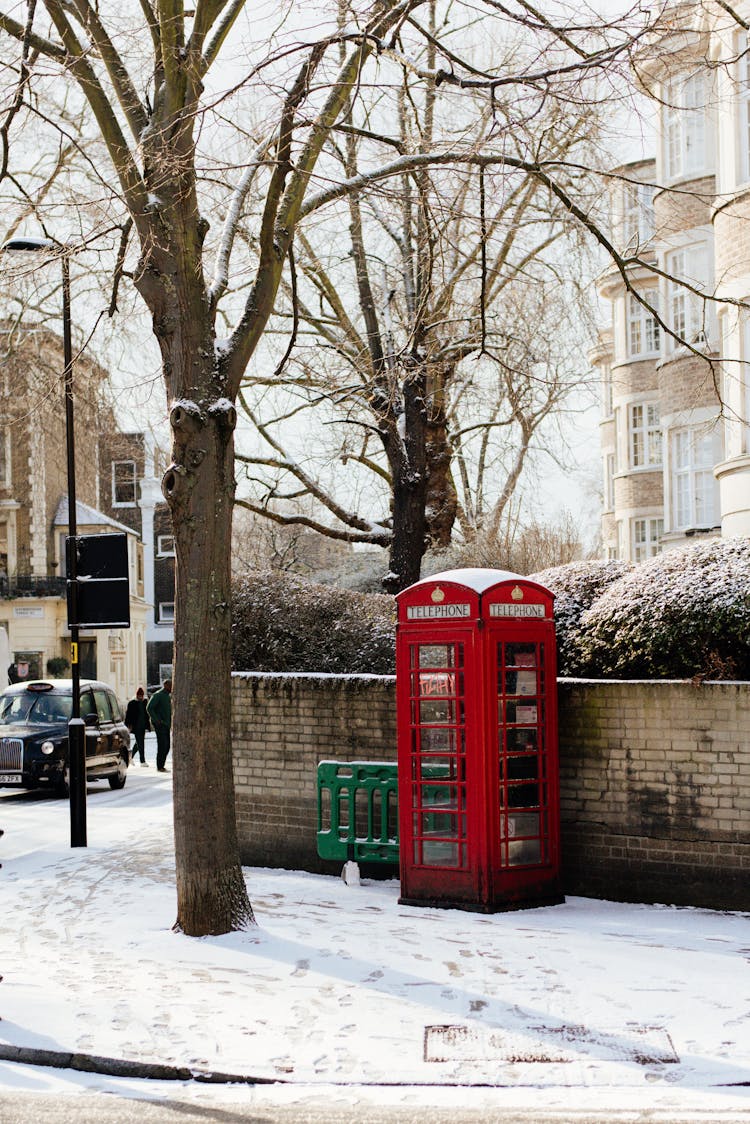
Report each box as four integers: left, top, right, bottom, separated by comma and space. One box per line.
0, 761, 749, 1117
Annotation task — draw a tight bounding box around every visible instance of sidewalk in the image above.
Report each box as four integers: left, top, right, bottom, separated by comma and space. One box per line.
0, 763, 749, 1118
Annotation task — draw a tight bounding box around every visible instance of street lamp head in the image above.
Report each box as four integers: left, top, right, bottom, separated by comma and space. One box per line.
1, 237, 57, 254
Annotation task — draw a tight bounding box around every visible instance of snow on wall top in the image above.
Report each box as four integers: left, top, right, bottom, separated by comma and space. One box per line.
405, 568, 528, 594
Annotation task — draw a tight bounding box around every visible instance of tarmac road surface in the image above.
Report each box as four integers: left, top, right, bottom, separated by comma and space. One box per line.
1, 1091, 750, 1124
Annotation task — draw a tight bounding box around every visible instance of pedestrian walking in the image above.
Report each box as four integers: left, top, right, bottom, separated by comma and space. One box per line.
125, 686, 151, 766
146, 678, 172, 772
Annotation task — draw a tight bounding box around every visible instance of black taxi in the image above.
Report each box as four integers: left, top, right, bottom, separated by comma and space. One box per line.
0, 679, 131, 794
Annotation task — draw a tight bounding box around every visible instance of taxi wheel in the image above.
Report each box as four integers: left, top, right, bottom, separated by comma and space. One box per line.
108, 756, 128, 790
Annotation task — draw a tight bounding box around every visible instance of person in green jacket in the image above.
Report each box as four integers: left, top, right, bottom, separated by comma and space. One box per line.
146, 678, 172, 772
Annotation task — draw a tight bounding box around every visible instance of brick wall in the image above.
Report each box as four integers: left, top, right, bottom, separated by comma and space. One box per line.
232, 673, 397, 872
231, 673, 750, 909
653, 175, 714, 236
714, 189, 750, 284
657, 352, 719, 413
557, 679, 750, 910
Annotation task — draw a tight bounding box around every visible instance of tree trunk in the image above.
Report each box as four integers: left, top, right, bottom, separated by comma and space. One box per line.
382, 371, 429, 594
137, 242, 255, 935
424, 400, 457, 549
165, 396, 255, 935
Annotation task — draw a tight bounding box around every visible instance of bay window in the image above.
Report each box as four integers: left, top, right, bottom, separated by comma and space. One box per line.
671, 428, 721, 529
627, 290, 660, 358
664, 71, 706, 180
629, 403, 662, 468
632, 518, 663, 562
666, 246, 709, 349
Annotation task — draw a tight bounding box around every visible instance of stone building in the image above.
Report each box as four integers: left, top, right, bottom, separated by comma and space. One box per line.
97, 430, 174, 690
0, 325, 148, 700
592, 2, 750, 560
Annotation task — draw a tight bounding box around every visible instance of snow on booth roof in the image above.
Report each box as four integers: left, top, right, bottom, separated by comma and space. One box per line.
405, 568, 534, 595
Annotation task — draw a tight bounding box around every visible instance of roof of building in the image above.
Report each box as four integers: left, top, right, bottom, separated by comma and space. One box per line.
53, 497, 136, 537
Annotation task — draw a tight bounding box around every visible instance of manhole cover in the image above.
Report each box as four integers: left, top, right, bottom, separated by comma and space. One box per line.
424, 1023, 679, 1064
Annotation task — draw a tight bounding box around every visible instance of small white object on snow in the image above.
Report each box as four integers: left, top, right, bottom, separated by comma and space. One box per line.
342, 859, 360, 886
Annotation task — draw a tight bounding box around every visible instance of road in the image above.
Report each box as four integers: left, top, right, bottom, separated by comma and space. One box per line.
1, 1092, 749, 1124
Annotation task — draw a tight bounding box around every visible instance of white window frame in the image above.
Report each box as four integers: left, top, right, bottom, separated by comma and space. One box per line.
158, 601, 175, 623
631, 517, 663, 562
157, 534, 175, 557
665, 246, 709, 350
616, 180, 655, 251
627, 290, 660, 359
671, 428, 721, 530
605, 453, 616, 511
629, 402, 662, 469
744, 316, 750, 454
736, 33, 750, 184
0, 426, 8, 486
601, 362, 613, 417
112, 460, 137, 507
663, 71, 706, 180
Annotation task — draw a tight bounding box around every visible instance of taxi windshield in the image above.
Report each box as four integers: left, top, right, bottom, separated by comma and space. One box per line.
0, 690, 73, 725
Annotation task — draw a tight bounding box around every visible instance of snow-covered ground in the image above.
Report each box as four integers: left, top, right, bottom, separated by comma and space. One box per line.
1, 739, 749, 1119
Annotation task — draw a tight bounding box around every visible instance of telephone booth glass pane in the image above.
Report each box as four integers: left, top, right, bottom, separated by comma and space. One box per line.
408, 642, 467, 869
497, 641, 548, 867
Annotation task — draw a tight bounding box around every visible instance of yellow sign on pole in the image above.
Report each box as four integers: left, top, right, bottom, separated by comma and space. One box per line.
70, 641, 78, 665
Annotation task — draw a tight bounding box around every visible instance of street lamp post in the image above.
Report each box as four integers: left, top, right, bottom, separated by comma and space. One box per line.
1, 238, 86, 847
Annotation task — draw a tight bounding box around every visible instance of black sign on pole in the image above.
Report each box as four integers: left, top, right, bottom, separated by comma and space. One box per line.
66, 533, 131, 629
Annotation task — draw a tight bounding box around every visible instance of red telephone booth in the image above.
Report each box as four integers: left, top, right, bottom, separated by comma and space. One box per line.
396, 568, 563, 912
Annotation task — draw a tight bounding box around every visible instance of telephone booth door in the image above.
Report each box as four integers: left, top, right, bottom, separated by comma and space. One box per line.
395, 579, 490, 903
488, 623, 562, 906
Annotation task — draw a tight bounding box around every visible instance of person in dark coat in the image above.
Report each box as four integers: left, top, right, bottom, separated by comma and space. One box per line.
146, 678, 172, 772
125, 686, 151, 766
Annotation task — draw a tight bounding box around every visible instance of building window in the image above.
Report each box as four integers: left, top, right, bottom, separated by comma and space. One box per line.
615, 180, 655, 252
632, 517, 663, 562
629, 403, 662, 468
671, 429, 721, 530
157, 534, 175, 556
737, 34, 750, 183
158, 662, 173, 684
0, 426, 8, 486
601, 362, 613, 417
616, 520, 624, 560
605, 453, 616, 510
158, 601, 175, 623
664, 71, 706, 180
666, 246, 709, 348
744, 317, 750, 455
627, 290, 660, 358
112, 460, 137, 506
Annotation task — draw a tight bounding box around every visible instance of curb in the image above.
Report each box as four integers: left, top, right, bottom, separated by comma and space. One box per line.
0, 1044, 282, 1085
2, 1043, 749, 1091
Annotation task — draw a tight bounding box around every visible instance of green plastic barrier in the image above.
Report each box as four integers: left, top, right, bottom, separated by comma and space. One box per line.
316, 760, 399, 864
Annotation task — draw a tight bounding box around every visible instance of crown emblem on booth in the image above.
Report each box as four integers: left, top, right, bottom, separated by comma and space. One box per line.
431, 587, 445, 603
511, 585, 524, 601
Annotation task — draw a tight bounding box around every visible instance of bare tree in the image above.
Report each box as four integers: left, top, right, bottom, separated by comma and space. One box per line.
0, 0, 673, 934
235, 67, 601, 590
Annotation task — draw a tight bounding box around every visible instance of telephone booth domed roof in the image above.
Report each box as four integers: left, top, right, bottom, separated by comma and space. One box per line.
401, 568, 552, 596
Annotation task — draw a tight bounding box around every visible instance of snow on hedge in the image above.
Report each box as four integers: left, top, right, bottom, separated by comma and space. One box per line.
529, 558, 634, 675
574, 537, 750, 680
232, 570, 396, 674
232, 540, 750, 680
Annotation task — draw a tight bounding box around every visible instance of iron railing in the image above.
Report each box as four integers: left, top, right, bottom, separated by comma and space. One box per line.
0, 574, 66, 599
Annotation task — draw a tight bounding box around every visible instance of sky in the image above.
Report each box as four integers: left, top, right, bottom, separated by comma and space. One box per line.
1, 741, 749, 1118
0, 0, 662, 544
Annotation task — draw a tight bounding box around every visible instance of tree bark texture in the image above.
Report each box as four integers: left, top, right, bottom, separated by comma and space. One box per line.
135, 230, 255, 934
